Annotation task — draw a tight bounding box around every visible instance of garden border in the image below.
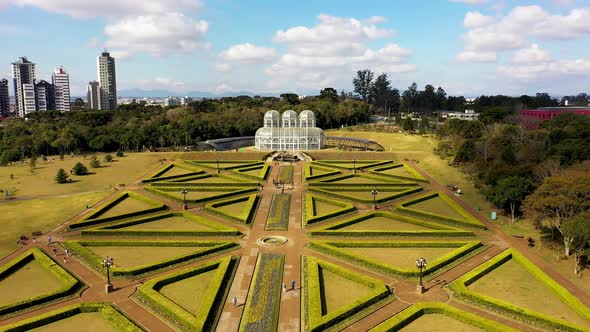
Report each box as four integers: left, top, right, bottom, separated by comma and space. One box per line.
204, 194, 260, 225
303, 193, 356, 226
148, 173, 258, 188
265, 193, 291, 231
145, 186, 257, 204
304, 164, 341, 181
308, 186, 423, 204
142, 162, 204, 183
312, 160, 392, 171
232, 164, 271, 181
369, 163, 429, 183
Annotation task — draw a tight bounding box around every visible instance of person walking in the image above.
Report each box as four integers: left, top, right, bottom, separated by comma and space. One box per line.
282, 282, 287, 292
232, 296, 238, 307
63, 256, 67, 264
291, 280, 296, 290
52, 248, 58, 256
65, 248, 70, 258
47, 235, 52, 246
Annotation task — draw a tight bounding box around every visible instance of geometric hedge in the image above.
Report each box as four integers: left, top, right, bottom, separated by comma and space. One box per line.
311, 160, 393, 171
137, 256, 238, 332
308, 187, 423, 205
142, 162, 204, 183
204, 194, 260, 225
232, 164, 271, 181
369, 163, 429, 183
304, 164, 341, 181
145, 186, 257, 204
304, 193, 355, 226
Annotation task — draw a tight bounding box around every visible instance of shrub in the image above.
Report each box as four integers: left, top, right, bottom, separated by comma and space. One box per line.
0, 149, 21, 165
116, 150, 124, 157
72, 162, 88, 175
55, 169, 69, 184
89, 156, 100, 168
104, 154, 113, 162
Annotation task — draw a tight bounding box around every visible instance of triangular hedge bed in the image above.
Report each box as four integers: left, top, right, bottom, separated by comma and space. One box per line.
304, 193, 355, 226
204, 194, 260, 225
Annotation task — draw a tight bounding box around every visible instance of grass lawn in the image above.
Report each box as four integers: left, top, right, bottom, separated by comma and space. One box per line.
98, 196, 155, 218
0, 259, 65, 307
158, 166, 194, 177
399, 313, 484, 332
158, 269, 217, 314
216, 200, 248, 216
173, 176, 245, 185
339, 217, 435, 231
319, 267, 373, 315
122, 216, 214, 231
340, 247, 457, 269
407, 196, 466, 221
28, 313, 119, 332
0, 190, 110, 258
85, 246, 200, 268
376, 166, 415, 178
468, 259, 590, 327
310, 166, 335, 176
312, 200, 342, 216
333, 190, 402, 200
327, 176, 386, 184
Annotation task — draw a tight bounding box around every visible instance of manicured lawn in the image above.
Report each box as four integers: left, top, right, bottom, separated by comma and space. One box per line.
158, 269, 217, 314
0, 259, 65, 307
468, 259, 590, 327
319, 267, 373, 315
0, 190, 110, 258
313, 200, 342, 216
399, 313, 484, 332
376, 166, 415, 178
158, 166, 194, 177
241, 169, 263, 177
216, 200, 248, 216
310, 166, 335, 176
174, 176, 245, 184
123, 216, 214, 231
85, 246, 200, 268
99, 196, 155, 218
339, 217, 435, 231
328, 176, 385, 184
334, 191, 396, 200
408, 196, 465, 220
339, 247, 457, 269
28, 313, 119, 332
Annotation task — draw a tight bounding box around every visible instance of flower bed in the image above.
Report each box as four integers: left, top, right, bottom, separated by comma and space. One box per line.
265, 194, 291, 230
278, 166, 294, 183
239, 254, 284, 332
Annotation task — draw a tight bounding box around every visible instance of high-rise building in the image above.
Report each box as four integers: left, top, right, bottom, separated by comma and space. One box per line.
181, 96, 193, 105
87, 81, 100, 110
12, 56, 37, 117
0, 79, 9, 116
52, 66, 71, 111
35, 80, 56, 111
97, 51, 117, 110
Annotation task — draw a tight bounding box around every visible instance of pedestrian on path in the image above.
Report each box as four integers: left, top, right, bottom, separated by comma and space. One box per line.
65, 248, 70, 258
52, 248, 58, 256
282, 283, 287, 292
232, 297, 238, 307
47, 235, 52, 246
291, 280, 296, 290
63, 256, 67, 264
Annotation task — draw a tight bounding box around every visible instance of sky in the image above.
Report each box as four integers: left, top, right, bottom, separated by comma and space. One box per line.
0, 0, 589, 97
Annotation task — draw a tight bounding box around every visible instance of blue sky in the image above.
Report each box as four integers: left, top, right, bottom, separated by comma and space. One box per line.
1, 0, 589, 97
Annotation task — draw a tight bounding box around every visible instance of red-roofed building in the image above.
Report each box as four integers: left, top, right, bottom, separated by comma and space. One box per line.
520, 107, 590, 128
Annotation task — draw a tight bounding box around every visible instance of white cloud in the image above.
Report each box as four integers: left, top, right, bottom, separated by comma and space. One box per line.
5, 0, 202, 19
449, 0, 490, 4
511, 44, 551, 64
266, 14, 414, 90
132, 77, 187, 91
104, 13, 208, 57
219, 43, 277, 63
214, 63, 232, 72
464, 11, 494, 28
214, 83, 235, 93
456, 51, 497, 62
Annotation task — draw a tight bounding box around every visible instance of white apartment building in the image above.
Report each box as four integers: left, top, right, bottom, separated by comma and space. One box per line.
440, 109, 479, 121
22, 83, 37, 115
87, 81, 101, 110
12, 57, 37, 117
52, 66, 71, 111
97, 51, 117, 110
165, 97, 180, 106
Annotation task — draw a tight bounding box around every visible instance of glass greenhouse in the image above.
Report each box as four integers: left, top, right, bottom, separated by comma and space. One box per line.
255, 110, 325, 150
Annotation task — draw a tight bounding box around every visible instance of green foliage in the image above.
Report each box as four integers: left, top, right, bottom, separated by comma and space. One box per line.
89, 155, 100, 168
54, 168, 69, 184
370, 163, 429, 183
136, 256, 237, 332
453, 139, 476, 164
232, 164, 271, 181
304, 164, 341, 181
308, 187, 423, 204
204, 194, 259, 224
116, 150, 124, 157
104, 154, 113, 162
0, 149, 21, 165
145, 186, 256, 204
304, 193, 356, 225
142, 162, 205, 183
0, 248, 82, 317
488, 175, 532, 223
265, 194, 290, 230
448, 249, 590, 332
278, 166, 294, 183
72, 162, 88, 175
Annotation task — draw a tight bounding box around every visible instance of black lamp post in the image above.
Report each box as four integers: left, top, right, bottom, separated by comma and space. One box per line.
103, 256, 114, 293
181, 188, 188, 210
416, 257, 427, 294
216, 157, 221, 174
371, 188, 378, 210
352, 157, 357, 174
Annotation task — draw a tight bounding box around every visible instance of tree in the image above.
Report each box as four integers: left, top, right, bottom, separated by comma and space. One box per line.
280, 93, 299, 104
352, 69, 374, 102
401, 117, 415, 132
319, 88, 338, 102
454, 139, 476, 164
104, 154, 113, 162
488, 176, 532, 224
401, 82, 419, 111
524, 171, 590, 256
0, 149, 21, 165
72, 162, 88, 175
89, 155, 100, 168
116, 150, 124, 157
371, 73, 399, 113
562, 212, 590, 274
55, 168, 69, 183
29, 156, 37, 174
72, 98, 85, 111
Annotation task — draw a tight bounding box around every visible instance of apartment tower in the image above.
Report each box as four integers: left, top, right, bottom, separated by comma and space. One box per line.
0, 79, 9, 116
52, 66, 71, 111
87, 81, 100, 110
12, 56, 37, 117
97, 51, 117, 110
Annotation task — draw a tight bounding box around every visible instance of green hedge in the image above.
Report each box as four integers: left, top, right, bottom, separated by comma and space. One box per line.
80, 211, 240, 237
149, 173, 258, 188
64, 240, 238, 278
304, 193, 356, 225
308, 240, 482, 278
232, 164, 271, 181
308, 186, 423, 204
312, 160, 392, 170
310, 211, 474, 237
204, 194, 259, 224
308, 173, 418, 187
68, 191, 167, 230
302, 255, 391, 332
186, 160, 263, 170
0, 248, 83, 317
142, 162, 204, 183
396, 191, 487, 230
137, 256, 237, 332
369, 302, 518, 332
448, 248, 590, 332
304, 164, 341, 181
145, 186, 256, 204
369, 163, 429, 183
0, 302, 143, 332
239, 254, 284, 332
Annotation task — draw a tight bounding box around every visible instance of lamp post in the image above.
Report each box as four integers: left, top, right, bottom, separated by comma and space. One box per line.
216, 157, 221, 174
181, 188, 188, 210
103, 256, 114, 293
416, 257, 427, 294
371, 188, 378, 210
352, 157, 357, 174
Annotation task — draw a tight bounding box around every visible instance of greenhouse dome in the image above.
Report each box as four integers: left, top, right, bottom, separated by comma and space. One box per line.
255, 110, 325, 150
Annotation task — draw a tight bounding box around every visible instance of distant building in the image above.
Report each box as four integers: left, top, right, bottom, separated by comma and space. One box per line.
181, 96, 193, 105
87, 81, 101, 110
520, 107, 590, 128
440, 109, 479, 121
35, 80, 56, 111
12, 56, 37, 117
164, 97, 180, 107
52, 66, 71, 111
0, 79, 9, 116
97, 51, 117, 110
255, 110, 325, 150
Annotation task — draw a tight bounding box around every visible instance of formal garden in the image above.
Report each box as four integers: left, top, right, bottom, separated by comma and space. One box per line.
0, 150, 589, 332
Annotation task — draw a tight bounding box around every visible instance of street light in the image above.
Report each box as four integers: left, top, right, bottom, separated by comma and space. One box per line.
103, 256, 114, 293
416, 257, 427, 294
371, 188, 378, 210
352, 157, 357, 174
181, 188, 188, 210
216, 157, 221, 174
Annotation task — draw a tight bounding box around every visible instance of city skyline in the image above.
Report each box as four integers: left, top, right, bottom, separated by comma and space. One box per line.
0, 0, 589, 97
